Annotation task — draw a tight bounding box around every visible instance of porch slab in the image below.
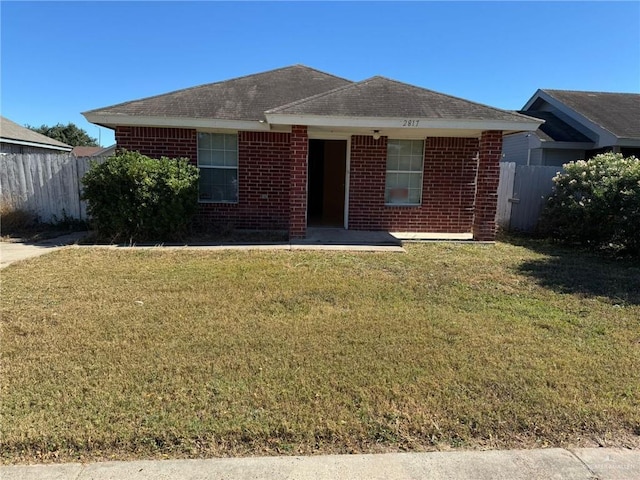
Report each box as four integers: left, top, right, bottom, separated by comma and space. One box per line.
391, 232, 474, 241
295, 228, 403, 247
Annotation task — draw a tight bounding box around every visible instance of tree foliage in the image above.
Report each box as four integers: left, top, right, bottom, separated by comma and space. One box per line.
539, 153, 640, 254
82, 150, 199, 242
27, 122, 98, 147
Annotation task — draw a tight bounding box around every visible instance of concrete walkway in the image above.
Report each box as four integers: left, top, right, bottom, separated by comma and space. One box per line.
0, 230, 406, 270
0, 231, 89, 269
1, 448, 638, 480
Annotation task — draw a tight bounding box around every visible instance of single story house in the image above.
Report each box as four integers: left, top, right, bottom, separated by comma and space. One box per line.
0, 116, 73, 154
83, 65, 541, 241
502, 89, 640, 166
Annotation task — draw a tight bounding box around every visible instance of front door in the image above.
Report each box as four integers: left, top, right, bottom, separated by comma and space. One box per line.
307, 139, 347, 227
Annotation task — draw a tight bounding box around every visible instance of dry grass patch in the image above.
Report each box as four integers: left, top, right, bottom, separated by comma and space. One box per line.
1, 241, 639, 463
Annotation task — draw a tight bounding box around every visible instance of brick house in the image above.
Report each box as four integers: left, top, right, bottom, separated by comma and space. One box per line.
83, 65, 541, 241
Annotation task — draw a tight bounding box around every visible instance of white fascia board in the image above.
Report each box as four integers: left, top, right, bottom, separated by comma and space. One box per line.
0, 138, 73, 151
82, 113, 271, 132
264, 113, 542, 133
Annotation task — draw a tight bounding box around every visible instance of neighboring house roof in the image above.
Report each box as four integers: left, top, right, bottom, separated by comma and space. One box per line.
0, 116, 73, 151
84, 65, 542, 136
516, 110, 592, 143
521, 89, 640, 149
541, 89, 640, 140
71, 146, 103, 156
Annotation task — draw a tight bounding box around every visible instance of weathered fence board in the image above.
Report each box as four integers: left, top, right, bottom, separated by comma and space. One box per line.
497, 162, 562, 232
0, 153, 106, 223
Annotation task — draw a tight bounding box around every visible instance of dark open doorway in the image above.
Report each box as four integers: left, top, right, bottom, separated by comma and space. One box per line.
308, 139, 347, 227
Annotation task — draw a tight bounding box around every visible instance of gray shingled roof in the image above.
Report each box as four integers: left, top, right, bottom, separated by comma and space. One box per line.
0, 116, 72, 149
267, 76, 536, 123
85, 65, 352, 121
543, 89, 640, 139
517, 110, 593, 143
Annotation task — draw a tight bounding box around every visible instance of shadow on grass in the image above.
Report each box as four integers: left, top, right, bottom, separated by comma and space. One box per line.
504, 234, 640, 306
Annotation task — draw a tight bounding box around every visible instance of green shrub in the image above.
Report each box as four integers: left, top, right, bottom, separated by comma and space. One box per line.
539, 153, 640, 254
82, 150, 199, 242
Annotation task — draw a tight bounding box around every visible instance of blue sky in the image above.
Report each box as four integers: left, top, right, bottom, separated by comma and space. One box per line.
2, 1, 639, 147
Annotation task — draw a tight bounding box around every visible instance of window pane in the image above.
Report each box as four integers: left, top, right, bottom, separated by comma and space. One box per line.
398, 156, 412, 171
225, 134, 238, 150
386, 173, 397, 189
387, 140, 402, 155
211, 150, 225, 166
397, 140, 413, 156
198, 132, 211, 150
198, 150, 212, 166
211, 134, 225, 149
410, 156, 423, 170
409, 173, 422, 188
386, 155, 399, 170
397, 173, 411, 188
225, 150, 238, 167
199, 167, 238, 202
408, 189, 421, 204
387, 186, 409, 203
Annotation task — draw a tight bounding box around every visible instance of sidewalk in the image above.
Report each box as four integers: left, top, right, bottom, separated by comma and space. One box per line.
0, 231, 88, 269
0, 230, 405, 270
1, 448, 639, 480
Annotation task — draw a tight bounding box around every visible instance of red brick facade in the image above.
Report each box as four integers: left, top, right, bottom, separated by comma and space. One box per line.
289, 126, 309, 238
115, 126, 502, 241
348, 135, 479, 233
115, 126, 197, 162
473, 130, 503, 241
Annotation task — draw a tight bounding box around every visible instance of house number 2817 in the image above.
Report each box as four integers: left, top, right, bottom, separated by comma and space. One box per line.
402, 119, 420, 127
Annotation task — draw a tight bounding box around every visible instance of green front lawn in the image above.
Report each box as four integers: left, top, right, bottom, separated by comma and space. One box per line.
1, 240, 639, 463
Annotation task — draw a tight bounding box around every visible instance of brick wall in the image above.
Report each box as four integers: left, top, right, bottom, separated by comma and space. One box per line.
115, 126, 197, 162
289, 125, 308, 238
348, 135, 479, 233
116, 127, 291, 231
198, 131, 291, 230
472, 130, 502, 241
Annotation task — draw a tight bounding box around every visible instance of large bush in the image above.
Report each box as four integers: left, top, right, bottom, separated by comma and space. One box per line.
82, 150, 199, 242
539, 153, 640, 253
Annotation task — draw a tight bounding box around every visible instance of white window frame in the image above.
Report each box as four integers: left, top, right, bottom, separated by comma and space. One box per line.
385, 139, 424, 206
197, 132, 238, 204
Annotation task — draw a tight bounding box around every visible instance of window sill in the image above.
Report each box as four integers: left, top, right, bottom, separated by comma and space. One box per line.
384, 203, 422, 207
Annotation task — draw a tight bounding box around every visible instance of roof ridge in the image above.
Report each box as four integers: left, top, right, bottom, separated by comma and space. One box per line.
542, 88, 640, 96
83, 65, 352, 115
265, 78, 365, 113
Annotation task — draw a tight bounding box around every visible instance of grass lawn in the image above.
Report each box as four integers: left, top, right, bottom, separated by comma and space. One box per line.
1, 239, 639, 463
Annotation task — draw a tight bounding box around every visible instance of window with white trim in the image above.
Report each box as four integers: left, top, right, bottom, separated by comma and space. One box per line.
385, 139, 424, 205
197, 132, 238, 203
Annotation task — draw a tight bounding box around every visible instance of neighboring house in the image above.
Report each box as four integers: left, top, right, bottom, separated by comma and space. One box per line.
0, 116, 73, 154
83, 65, 541, 241
503, 89, 640, 166
71, 144, 116, 157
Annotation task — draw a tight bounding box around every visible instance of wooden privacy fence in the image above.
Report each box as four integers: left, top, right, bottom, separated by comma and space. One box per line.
0, 153, 106, 223
497, 162, 563, 232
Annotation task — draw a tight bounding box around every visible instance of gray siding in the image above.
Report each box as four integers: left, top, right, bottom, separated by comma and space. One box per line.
502, 133, 529, 165
542, 148, 585, 166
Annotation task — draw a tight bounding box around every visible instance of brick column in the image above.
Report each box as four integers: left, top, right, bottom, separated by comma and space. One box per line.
289, 125, 308, 239
473, 130, 502, 241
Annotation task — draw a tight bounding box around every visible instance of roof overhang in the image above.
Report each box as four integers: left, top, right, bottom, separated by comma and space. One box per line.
84, 111, 543, 139
264, 113, 542, 137
82, 112, 272, 132
0, 137, 73, 152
